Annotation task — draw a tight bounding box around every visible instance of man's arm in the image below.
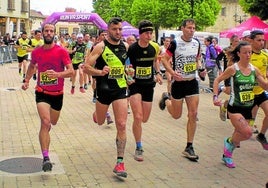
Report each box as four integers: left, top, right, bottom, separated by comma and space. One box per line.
83, 42, 109, 76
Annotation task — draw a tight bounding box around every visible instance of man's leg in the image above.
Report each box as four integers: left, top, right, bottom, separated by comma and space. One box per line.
166, 97, 183, 119
78, 64, 85, 93
94, 102, 109, 125
182, 95, 199, 160
36, 102, 53, 171
256, 101, 268, 150
22, 59, 28, 78
130, 94, 152, 161
112, 98, 128, 177
71, 69, 77, 94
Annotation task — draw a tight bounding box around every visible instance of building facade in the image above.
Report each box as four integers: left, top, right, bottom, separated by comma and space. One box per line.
205, 0, 249, 32
0, 0, 30, 37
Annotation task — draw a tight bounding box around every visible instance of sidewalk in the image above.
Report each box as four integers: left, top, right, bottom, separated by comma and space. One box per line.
0, 63, 267, 188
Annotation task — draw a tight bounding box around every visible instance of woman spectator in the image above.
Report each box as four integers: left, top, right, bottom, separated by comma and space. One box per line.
204, 36, 218, 90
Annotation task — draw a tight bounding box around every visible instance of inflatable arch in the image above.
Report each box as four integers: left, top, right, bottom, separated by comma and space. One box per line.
42, 12, 108, 30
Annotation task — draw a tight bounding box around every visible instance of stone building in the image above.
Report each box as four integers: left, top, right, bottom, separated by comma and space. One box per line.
0, 0, 30, 37
29, 10, 46, 31
205, 0, 249, 32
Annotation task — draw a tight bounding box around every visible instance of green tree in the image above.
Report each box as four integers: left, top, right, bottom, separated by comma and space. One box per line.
93, 0, 134, 22
239, 0, 268, 20
92, 0, 112, 22
93, 0, 221, 40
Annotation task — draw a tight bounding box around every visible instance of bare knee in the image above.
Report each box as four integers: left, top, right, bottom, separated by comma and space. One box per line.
41, 118, 51, 130
188, 111, 198, 120
116, 121, 126, 132
172, 113, 182, 119
134, 113, 143, 123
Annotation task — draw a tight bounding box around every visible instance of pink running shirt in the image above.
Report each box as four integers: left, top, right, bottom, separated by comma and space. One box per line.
31, 45, 71, 92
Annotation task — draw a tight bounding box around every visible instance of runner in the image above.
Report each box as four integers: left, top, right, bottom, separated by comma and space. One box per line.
83, 17, 129, 177
127, 20, 162, 161
249, 30, 268, 149
213, 41, 268, 168
14, 31, 32, 81
21, 23, 74, 171
159, 18, 205, 161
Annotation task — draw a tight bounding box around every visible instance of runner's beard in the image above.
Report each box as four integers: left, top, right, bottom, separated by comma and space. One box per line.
110, 35, 121, 43
44, 36, 54, 44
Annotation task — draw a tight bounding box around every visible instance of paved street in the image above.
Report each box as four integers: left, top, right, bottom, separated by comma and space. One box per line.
0, 62, 267, 188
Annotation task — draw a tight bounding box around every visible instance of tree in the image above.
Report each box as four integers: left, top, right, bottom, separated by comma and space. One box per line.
239, 0, 268, 20
92, 0, 111, 22
93, 0, 134, 22
93, 0, 221, 40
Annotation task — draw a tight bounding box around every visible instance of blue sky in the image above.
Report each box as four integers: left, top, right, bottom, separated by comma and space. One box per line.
30, 0, 93, 15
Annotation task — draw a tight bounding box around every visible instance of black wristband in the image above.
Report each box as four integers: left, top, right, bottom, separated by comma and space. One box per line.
155, 71, 160, 75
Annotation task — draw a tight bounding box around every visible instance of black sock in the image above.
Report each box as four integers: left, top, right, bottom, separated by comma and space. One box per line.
186, 142, 192, 148
258, 133, 265, 138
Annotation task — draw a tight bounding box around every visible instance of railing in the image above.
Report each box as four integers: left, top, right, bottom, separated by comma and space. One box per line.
0, 45, 18, 65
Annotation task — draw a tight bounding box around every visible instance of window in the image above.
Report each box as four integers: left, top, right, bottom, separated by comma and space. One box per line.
59, 27, 69, 34
8, 0, 15, 10
21, 0, 29, 12
221, 7, 226, 16
73, 28, 79, 34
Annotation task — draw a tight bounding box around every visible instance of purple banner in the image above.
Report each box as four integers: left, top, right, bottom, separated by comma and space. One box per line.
43, 12, 107, 30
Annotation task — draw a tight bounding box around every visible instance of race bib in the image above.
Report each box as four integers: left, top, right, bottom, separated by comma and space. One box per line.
108, 66, 124, 79
136, 66, 151, 79
183, 62, 197, 73
40, 72, 58, 85
239, 91, 254, 102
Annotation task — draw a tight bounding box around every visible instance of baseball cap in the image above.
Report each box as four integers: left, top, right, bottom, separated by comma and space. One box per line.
242, 30, 251, 38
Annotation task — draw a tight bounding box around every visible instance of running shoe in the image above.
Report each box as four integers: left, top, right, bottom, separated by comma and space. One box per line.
71, 86, 75, 94
134, 148, 144, 161
223, 137, 235, 168
182, 146, 199, 160
106, 112, 113, 125
159, 92, 170, 110
256, 134, 268, 150
79, 87, 85, 93
219, 104, 227, 121
42, 157, 52, 172
222, 155, 235, 168
113, 162, 127, 178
